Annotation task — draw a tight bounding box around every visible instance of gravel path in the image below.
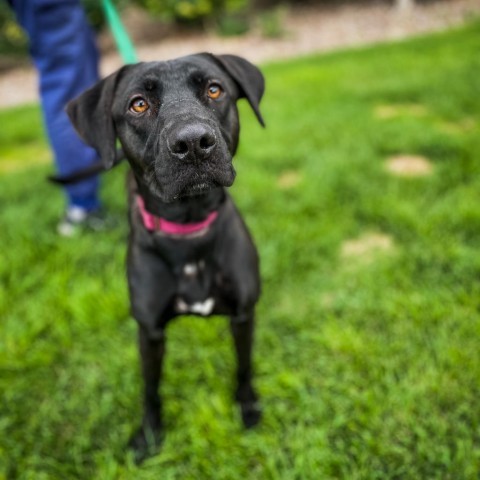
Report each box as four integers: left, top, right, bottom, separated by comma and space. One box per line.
0, 0, 478, 109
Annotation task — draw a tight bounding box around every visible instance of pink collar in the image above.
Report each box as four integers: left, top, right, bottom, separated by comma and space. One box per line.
136, 195, 218, 235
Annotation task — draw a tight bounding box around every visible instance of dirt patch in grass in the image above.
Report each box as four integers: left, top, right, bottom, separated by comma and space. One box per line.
374, 103, 428, 119
437, 117, 477, 135
341, 232, 395, 262
277, 170, 302, 189
385, 154, 433, 177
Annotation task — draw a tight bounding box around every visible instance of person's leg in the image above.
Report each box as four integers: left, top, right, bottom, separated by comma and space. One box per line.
9, 0, 101, 212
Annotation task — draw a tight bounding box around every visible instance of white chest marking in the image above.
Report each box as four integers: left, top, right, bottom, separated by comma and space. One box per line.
176, 297, 215, 316
183, 263, 198, 277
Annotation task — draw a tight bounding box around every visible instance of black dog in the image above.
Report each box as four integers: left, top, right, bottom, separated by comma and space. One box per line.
67, 53, 265, 459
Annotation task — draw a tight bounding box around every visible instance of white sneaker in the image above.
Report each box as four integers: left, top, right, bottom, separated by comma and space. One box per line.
57, 206, 108, 237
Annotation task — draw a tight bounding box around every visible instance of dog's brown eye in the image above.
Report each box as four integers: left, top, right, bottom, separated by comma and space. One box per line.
207, 84, 222, 100
130, 97, 149, 113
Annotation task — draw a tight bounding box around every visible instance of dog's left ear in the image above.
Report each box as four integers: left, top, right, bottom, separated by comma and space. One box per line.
67, 65, 131, 169
210, 54, 265, 127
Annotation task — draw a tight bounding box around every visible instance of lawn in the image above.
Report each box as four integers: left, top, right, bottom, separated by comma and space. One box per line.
1, 22, 480, 479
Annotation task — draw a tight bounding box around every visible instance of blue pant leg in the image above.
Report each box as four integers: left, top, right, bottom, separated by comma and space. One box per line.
9, 0, 101, 210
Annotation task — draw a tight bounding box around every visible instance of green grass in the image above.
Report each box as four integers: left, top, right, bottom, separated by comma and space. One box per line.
1, 23, 480, 479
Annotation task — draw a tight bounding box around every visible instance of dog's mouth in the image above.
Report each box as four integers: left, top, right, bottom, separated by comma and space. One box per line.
181, 180, 218, 197
175, 167, 235, 199
146, 165, 235, 203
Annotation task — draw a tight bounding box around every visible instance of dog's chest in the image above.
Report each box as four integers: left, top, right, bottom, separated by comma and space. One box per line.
174, 260, 217, 316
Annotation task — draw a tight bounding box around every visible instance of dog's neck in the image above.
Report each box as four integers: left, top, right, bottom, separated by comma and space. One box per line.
135, 179, 226, 224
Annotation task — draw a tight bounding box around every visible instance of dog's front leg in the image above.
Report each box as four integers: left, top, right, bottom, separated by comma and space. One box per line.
230, 311, 261, 428
129, 326, 165, 461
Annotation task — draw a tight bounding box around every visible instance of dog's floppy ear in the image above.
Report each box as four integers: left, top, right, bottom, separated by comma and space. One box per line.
211, 54, 265, 127
66, 66, 130, 169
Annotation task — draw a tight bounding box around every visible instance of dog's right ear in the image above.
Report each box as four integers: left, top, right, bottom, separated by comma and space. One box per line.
67, 66, 130, 169
207, 54, 265, 127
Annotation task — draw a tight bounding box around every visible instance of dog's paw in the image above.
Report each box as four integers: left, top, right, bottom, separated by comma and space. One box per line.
240, 401, 262, 429
128, 425, 163, 464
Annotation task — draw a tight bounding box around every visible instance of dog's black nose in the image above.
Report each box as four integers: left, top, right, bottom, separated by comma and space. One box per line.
168, 124, 217, 161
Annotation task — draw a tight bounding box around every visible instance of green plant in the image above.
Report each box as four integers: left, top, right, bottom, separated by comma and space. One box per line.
134, 0, 250, 27
0, 3, 27, 56
81, 0, 127, 30
258, 4, 287, 38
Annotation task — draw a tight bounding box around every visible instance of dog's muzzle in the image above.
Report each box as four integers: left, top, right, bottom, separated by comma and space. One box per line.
144, 99, 235, 201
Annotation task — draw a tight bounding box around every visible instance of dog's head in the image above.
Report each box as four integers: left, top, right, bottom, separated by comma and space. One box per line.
67, 53, 264, 203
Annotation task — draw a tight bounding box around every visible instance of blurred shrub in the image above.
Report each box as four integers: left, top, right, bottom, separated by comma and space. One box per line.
0, 3, 27, 56
258, 4, 288, 38
216, 10, 251, 36
82, 0, 127, 30
133, 0, 251, 30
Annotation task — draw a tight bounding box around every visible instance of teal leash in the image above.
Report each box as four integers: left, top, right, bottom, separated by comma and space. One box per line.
101, 0, 139, 64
